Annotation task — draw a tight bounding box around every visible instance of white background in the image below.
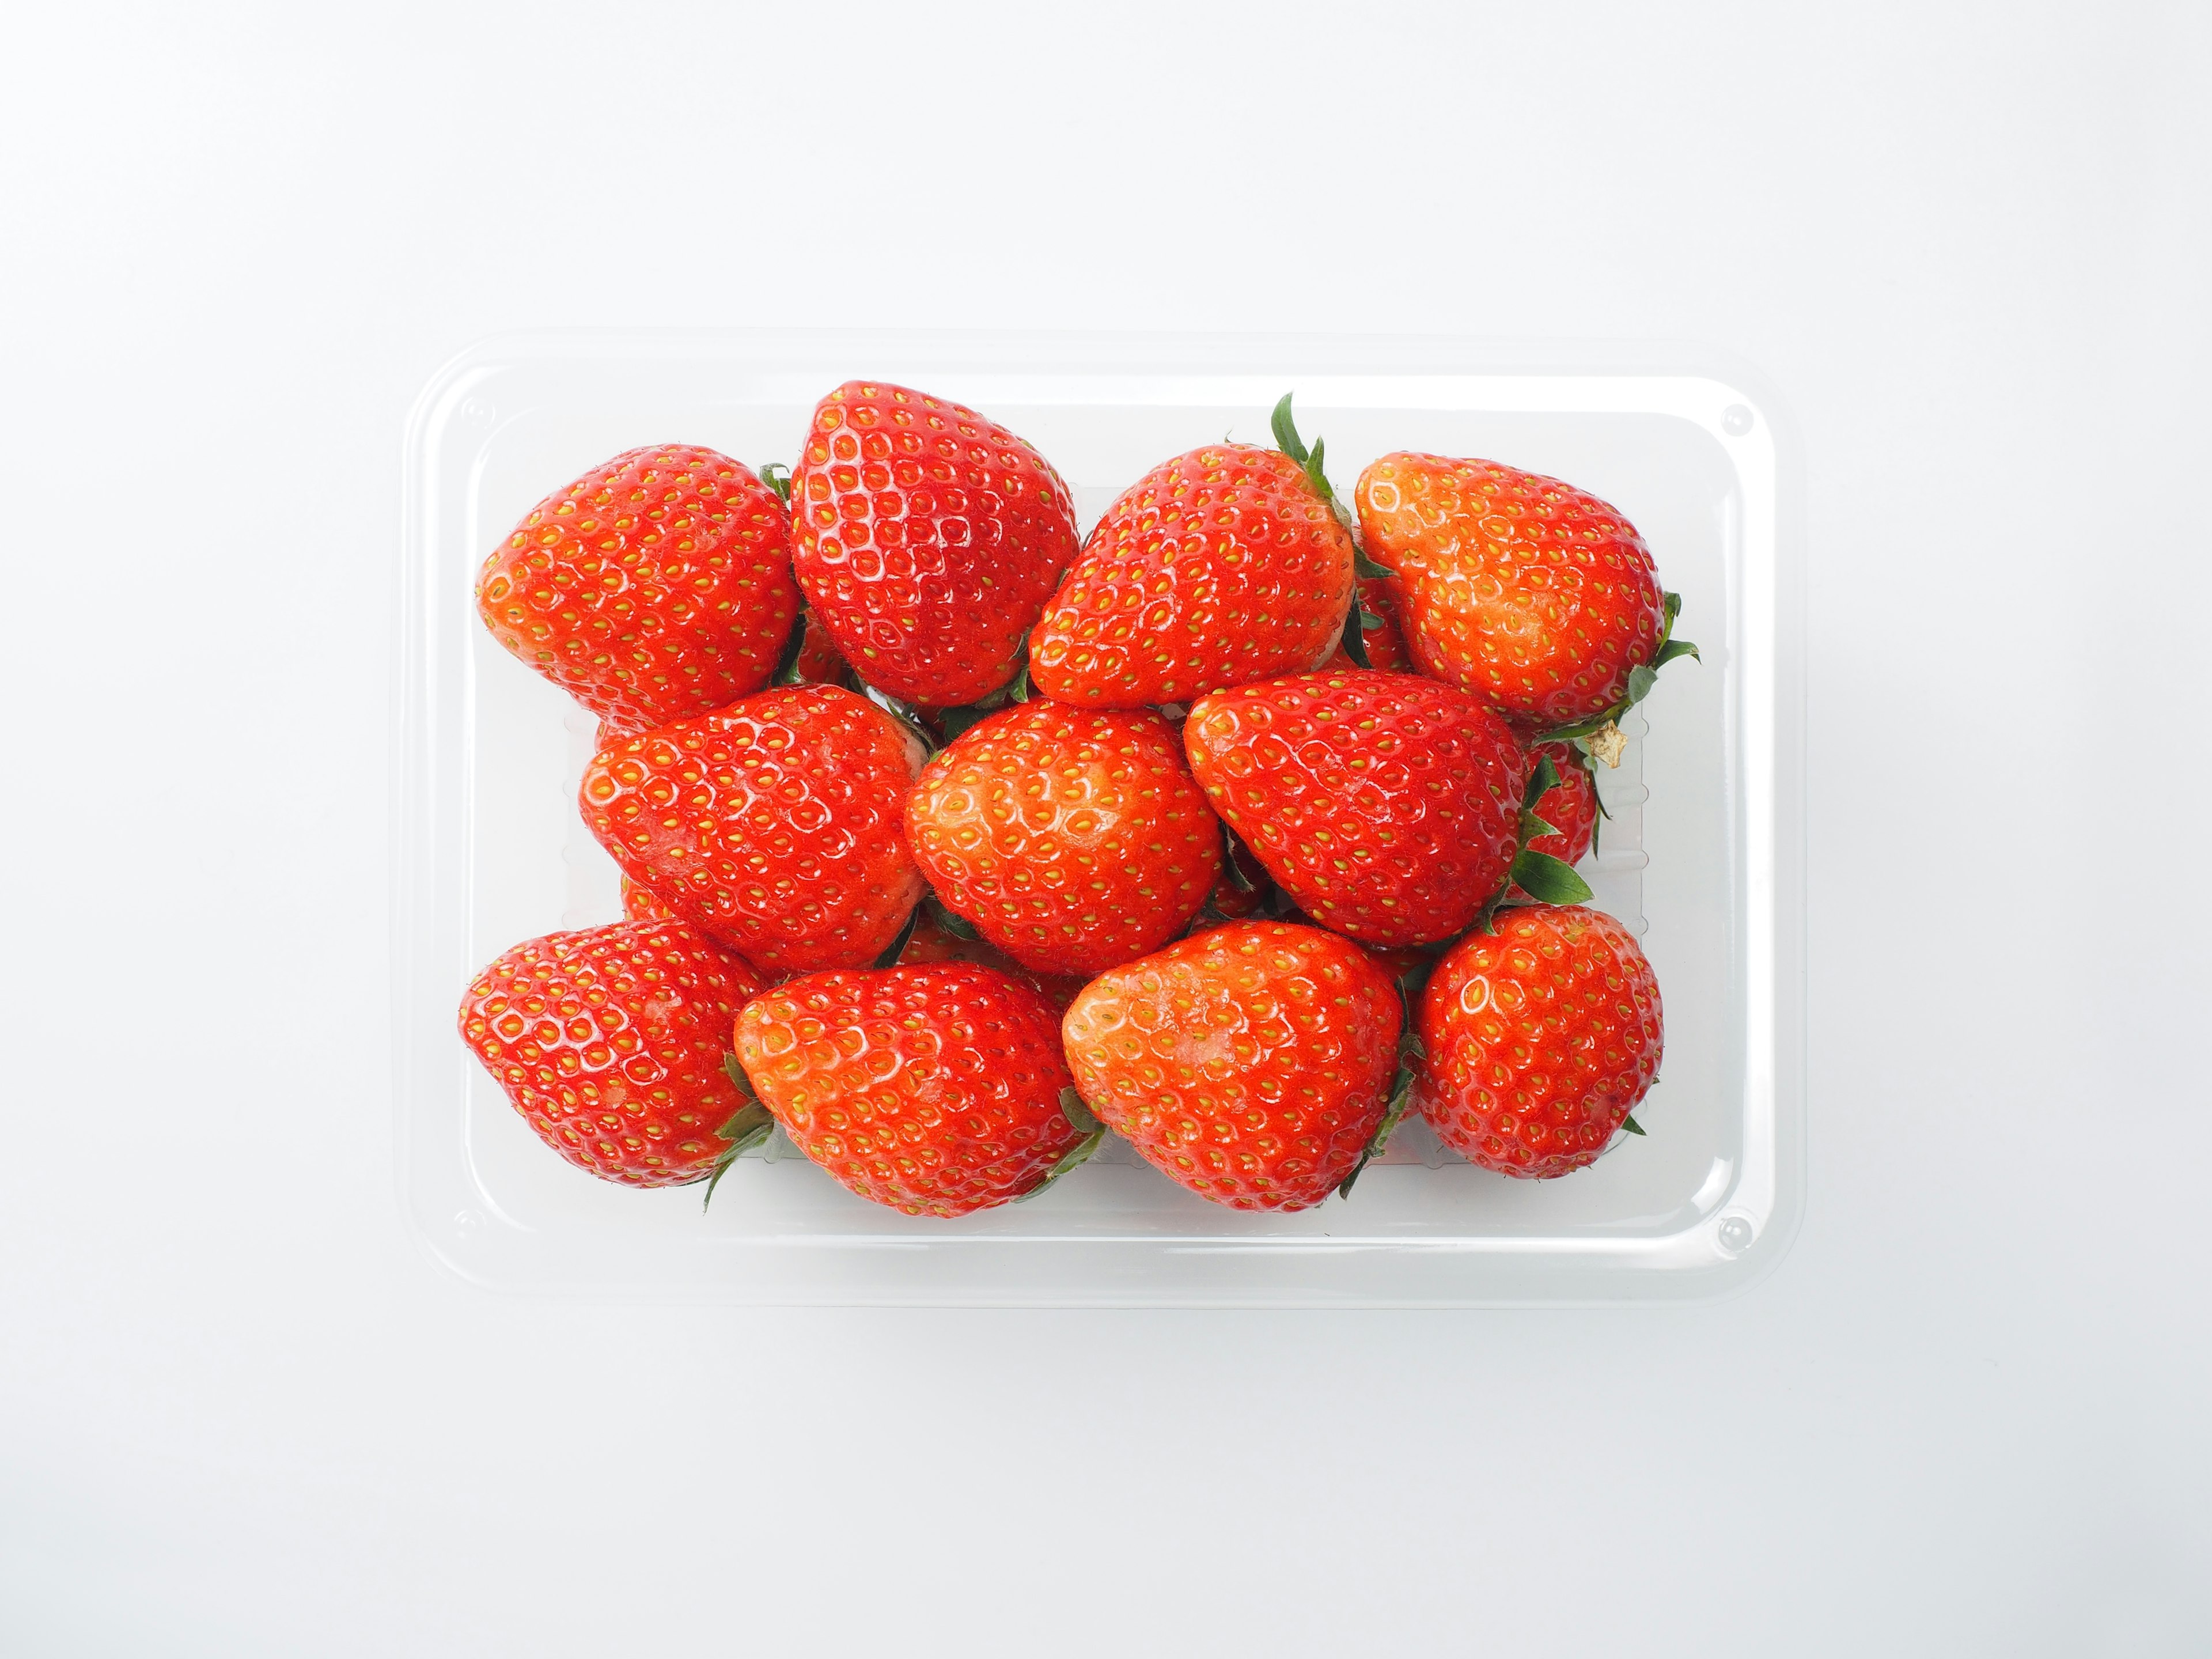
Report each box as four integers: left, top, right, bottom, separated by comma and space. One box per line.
2, 2, 2207, 1654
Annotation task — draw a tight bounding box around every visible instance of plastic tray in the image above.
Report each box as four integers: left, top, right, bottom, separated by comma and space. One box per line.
396, 329, 1804, 1306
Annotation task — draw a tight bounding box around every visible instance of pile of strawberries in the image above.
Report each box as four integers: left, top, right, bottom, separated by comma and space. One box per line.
458, 382, 1695, 1217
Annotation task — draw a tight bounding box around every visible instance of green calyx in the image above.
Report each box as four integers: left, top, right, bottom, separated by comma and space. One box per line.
1016, 1087, 1109, 1203
758, 461, 793, 506
701, 1055, 778, 1211
1534, 592, 1700, 751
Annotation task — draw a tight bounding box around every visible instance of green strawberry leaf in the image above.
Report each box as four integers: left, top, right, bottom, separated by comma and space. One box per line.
1058, 1086, 1102, 1134
1521, 810, 1560, 841
1509, 849, 1594, 905
757, 461, 793, 506
1621, 1113, 1646, 1136
1661, 590, 1683, 635
1337, 1073, 1415, 1200
1007, 662, 1032, 703
1653, 638, 1700, 668
1339, 596, 1373, 668
771, 609, 810, 686
1270, 392, 1310, 466
873, 906, 922, 969
1014, 1127, 1107, 1203
1522, 751, 1562, 810
700, 1098, 776, 1211
1353, 549, 1398, 579
1625, 664, 1658, 706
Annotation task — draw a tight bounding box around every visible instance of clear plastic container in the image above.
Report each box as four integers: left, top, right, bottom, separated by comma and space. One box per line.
396, 330, 1804, 1305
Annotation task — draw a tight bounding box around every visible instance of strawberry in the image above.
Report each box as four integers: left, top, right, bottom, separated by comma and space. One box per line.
579, 683, 926, 974
476, 444, 801, 734
1061, 921, 1402, 1210
1028, 440, 1355, 708
905, 700, 1222, 976
789, 382, 1079, 707
1413, 903, 1662, 1177
457, 918, 773, 1188
1354, 453, 1695, 736
1324, 576, 1415, 673
734, 962, 1094, 1217
897, 905, 1085, 1012
1526, 738, 1597, 868
1182, 668, 1527, 948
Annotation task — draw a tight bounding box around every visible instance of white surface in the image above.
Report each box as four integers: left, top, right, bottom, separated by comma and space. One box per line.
1, 1, 2206, 1653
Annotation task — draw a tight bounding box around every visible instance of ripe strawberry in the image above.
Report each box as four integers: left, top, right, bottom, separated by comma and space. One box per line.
457, 918, 772, 1188
1414, 903, 1662, 1177
1324, 577, 1415, 673
579, 684, 926, 974
906, 700, 1221, 976
1028, 444, 1355, 707
734, 962, 1093, 1216
1062, 921, 1402, 1210
1183, 669, 1527, 948
790, 382, 1079, 707
476, 445, 801, 734
897, 906, 1085, 1012
1526, 739, 1597, 868
787, 609, 854, 687
1355, 453, 1692, 732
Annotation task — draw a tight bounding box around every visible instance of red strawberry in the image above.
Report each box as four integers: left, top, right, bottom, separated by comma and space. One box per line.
1526, 739, 1597, 868
1182, 669, 1527, 948
788, 609, 854, 687
579, 684, 926, 974
897, 906, 1085, 1012
1414, 903, 1662, 1177
734, 963, 1092, 1217
457, 918, 772, 1188
476, 445, 801, 734
790, 382, 1079, 707
906, 700, 1221, 976
1324, 576, 1415, 673
1028, 444, 1355, 707
1355, 453, 1691, 732
1062, 921, 1402, 1210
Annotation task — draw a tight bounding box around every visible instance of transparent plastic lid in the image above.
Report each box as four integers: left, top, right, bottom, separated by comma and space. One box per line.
396, 329, 1804, 1306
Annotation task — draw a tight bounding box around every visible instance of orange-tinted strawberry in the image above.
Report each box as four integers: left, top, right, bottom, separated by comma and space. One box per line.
476, 445, 800, 733
906, 700, 1222, 976
1414, 904, 1662, 1177
1062, 922, 1402, 1210
736, 963, 1091, 1217
1183, 669, 1526, 948
458, 918, 772, 1188
579, 684, 926, 974
1029, 444, 1354, 708
789, 382, 1079, 707
1355, 454, 1681, 730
